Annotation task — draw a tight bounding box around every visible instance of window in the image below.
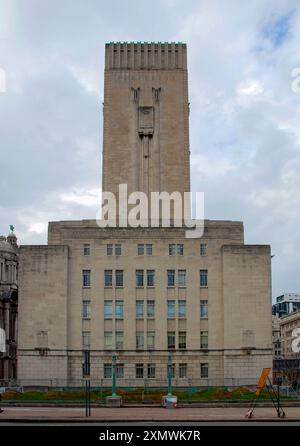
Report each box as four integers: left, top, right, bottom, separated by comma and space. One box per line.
147, 300, 155, 318
136, 364, 144, 379
104, 364, 112, 378
147, 270, 155, 287
200, 363, 209, 378
200, 269, 208, 287
200, 331, 208, 349
116, 364, 124, 378
83, 244, 90, 256
168, 331, 175, 349
167, 269, 175, 287
104, 300, 112, 318
178, 270, 186, 287
177, 244, 184, 255
136, 332, 144, 349
179, 363, 187, 378
115, 300, 124, 318
116, 331, 124, 350
169, 244, 176, 256
200, 243, 207, 256
147, 332, 155, 349
82, 300, 91, 319
137, 244, 144, 255
136, 269, 144, 287
136, 300, 144, 318
178, 300, 186, 318
115, 244, 122, 256
82, 331, 91, 350
104, 331, 112, 349
146, 244, 152, 255
200, 300, 208, 319
115, 270, 124, 287
179, 331, 186, 349
104, 270, 112, 287
167, 300, 176, 318
107, 244, 113, 256
82, 270, 91, 288
147, 363, 156, 379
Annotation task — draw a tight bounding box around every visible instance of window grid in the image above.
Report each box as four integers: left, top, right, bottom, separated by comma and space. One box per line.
200, 269, 208, 287
82, 270, 91, 288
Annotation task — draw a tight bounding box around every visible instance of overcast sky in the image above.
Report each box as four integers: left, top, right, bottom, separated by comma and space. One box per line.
0, 0, 300, 298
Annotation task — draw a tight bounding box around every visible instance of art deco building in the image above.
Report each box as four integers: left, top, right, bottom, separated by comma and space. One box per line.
18, 43, 272, 387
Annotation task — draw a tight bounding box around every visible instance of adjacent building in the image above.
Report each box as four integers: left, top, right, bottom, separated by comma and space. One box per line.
17, 43, 273, 387
0, 231, 18, 383
272, 293, 300, 318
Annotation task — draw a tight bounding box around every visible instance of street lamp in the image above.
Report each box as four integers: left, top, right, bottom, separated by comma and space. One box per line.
111, 354, 117, 397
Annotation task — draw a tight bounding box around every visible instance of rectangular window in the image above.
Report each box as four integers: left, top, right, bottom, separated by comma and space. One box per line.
168, 331, 176, 350
104, 269, 112, 287
179, 363, 187, 378
82, 270, 91, 288
83, 244, 90, 256
82, 331, 91, 350
136, 269, 144, 287
82, 300, 91, 319
147, 332, 155, 349
115, 300, 124, 318
136, 300, 144, 318
147, 269, 155, 287
137, 244, 144, 255
169, 244, 176, 256
178, 300, 186, 318
200, 269, 208, 287
147, 300, 155, 318
167, 300, 176, 318
200, 300, 208, 319
200, 331, 208, 349
104, 300, 112, 318
179, 331, 186, 349
200, 243, 207, 256
177, 244, 184, 255
146, 244, 152, 255
115, 269, 124, 287
136, 332, 144, 349
178, 269, 186, 287
107, 244, 113, 256
147, 363, 156, 379
200, 363, 209, 378
167, 269, 175, 287
115, 244, 122, 256
116, 331, 123, 350
104, 364, 112, 379
104, 331, 112, 349
116, 364, 124, 379
136, 364, 144, 379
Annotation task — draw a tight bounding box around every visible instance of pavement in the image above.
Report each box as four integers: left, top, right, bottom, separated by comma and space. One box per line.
0, 406, 300, 422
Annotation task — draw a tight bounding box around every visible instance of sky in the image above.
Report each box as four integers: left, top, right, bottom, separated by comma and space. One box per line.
0, 0, 300, 298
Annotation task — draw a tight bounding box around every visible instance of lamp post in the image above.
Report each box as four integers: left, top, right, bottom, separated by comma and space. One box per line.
111, 354, 117, 397
167, 352, 172, 397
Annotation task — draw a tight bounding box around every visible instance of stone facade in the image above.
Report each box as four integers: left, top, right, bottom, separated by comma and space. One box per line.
0, 231, 18, 382
17, 43, 273, 387
279, 310, 300, 358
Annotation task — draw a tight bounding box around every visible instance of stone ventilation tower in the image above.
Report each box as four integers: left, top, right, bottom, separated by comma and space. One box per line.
102, 42, 190, 206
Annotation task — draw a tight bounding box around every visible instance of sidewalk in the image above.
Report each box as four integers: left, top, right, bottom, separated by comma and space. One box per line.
0, 406, 300, 422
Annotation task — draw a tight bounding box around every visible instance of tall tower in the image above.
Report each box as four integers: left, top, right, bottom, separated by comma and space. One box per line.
102, 42, 190, 201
